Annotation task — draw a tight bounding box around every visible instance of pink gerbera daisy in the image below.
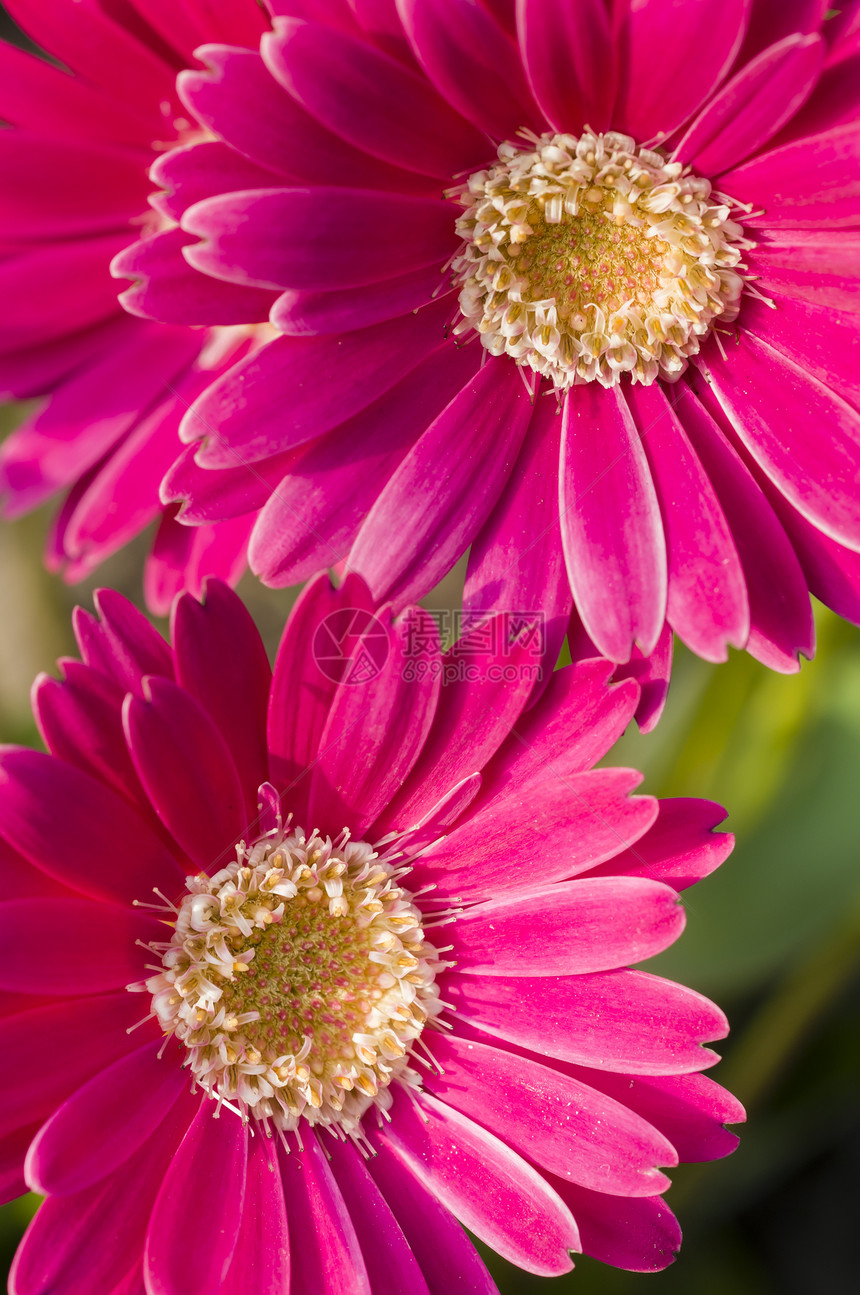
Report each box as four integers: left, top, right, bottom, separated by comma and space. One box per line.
0, 0, 272, 611
0, 574, 741, 1291
119, 0, 860, 677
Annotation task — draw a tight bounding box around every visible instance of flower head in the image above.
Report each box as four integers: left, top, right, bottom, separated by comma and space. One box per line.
0, 574, 741, 1290
0, 0, 270, 610
120, 0, 860, 678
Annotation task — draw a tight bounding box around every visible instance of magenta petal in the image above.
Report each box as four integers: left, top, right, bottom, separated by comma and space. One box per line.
270, 265, 446, 337
740, 0, 827, 60
0, 1122, 37, 1208
747, 233, 860, 315
86, 588, 175, 694
451, 876, 685, 976
145, 1102, 248, 1295
768, 488, 860, 626
0, 898, 159, 995
414, 768, 658, 902
308, 607, 441, 836
0, 748, 184, 904
144, 513, 252, 619
551, 1182, 681, 1273
587, 797, 733, 892
446, 969, 728, 1073
26, 1039, 187, 1197
615, 0, 750, 139
699, 334, 860, 553
425, 1036, 677, 1195
150, 139, 287, 224
378, 1090, 578, 1276
398, 0, 544, 138
162, 442, 301, 525
172, 581, 271, 815
124, 677, 247, 873
517, 0, 616, 132
722, 123, 860, 228
624, 383, 749, 662
188, 300, 453, 469
262, 18, 489, 179
267, 572, 376, 820
560, 384, 667, 663
367, 1136, 498, 1295
278, 1135, 371, 1295
675, 34, 824, 174
219, 1137, 290, 1295
327, 1139, 430, 1295
349, 359, 534, 606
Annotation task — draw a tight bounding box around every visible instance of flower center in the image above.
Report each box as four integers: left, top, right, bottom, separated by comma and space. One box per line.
147, 827, 441, 1133
452, 130, 751, 388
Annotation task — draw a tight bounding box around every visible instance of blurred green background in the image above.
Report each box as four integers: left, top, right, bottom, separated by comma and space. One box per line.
2, 375, 860, 1292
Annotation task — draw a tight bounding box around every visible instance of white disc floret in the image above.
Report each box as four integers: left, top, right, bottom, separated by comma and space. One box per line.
451, 129, 753, 388
145, 826, 443, 1134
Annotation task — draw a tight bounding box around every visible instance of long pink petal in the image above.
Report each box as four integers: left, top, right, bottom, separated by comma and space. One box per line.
0, 898, 159, 995
271, 265, 447, 337
219, 1137, 290, 1295
722, 123, 860, 228
277, 1136, 371, 1295
747, 232, 860, 315
586, 797, 733, 892
550, 1181, 681, 1273
516, 0, 616, 132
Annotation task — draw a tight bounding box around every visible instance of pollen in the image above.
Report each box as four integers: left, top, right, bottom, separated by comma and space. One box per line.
451, 130, 752, 388
145, 826, 442, 1133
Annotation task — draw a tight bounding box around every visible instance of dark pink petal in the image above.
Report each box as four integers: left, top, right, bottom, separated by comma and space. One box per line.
349, 359, 533, 606
162, 443, 301, 526
0, 994, 157, 1142
675, 34, 824, 174
327, 1139, 430, 1295
379, 614, 548, 832
150, 140, 288, 224
0, 898, 158, 995
262, 18, 489, 179
560, 384, 667, 663
114, 228, 278, 326
446, 969, 728, 1073
739, 0, 827, 60
377, 1091, 579, 1276
766, 489, 860, 626
25, 1039, 188, 1197
425, 1036, 677, 1195
550, 1182, 681, 1273
278, 1136, 371, 1295
188, 300, 453, 469
219, 1138, 290, 1295
0, 748, 184, 904
414, 768, 658, 901
79, 588, 175, 695
248, 341, 480, 586
747, 233, 860, 315
267, 572, 376, 821
517, 0, 616, 132
145, 1102, 248, 1295
308, 607, 441, 836
172, 581, 272, 815
614, 0, 751, 140
0, 317, 122, 404
699, 333, 860, 553
0, 835, 75, 902
624, 383, 748, 662
128, 0, 269, 60
144, 512, 252, 618
367, 1135, 498, 1294
607, 622, 673, 734
586, 797, 733, 891
398, 0, 544, 138
480, 660, 639, 801
722, 123, 860, 228
451, 876, 685, 976
124, 677, 247, 873
677, 374, 815, 670
10, 1090, 199, 1295
464, 397, 572, 687
0, 1123, 38, 1208
783, 49, 860, 138
183, 187, 457, 293
271, 264, 447, 336
741, 291, 860, 417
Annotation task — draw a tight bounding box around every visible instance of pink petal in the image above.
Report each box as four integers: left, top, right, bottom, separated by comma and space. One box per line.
766, 487, 860, 626
722, 123, 860, 228
377, 1090, 579, 1276
270, 264, 447, 336
517, 0, 616, 132
451, 876, 685, 976
261, 18, 489, 179
308, 607, 441, 836
0, 748, 184, 904
277, 1136, 371, 1295
614, 0, 751, 140
349, 358, 534, 606
587, 797, 733, 891
675, 34, 824, 174
144, 512, 252, 617
551, 1181, 681, 1273
123, 677, 247, 873
0, 1123, 38, 1209
161, 443, 301, 526
742, 289, 860, 412
219, 1138, 290, 1295
425, 1035, 677, 1195
740, 0, 827, 60
25, 1039, 188, 1197
145, 1102, 248, 1295
446, 968, 728, 1074
0, 898, 158, 995
150, 140, 288, 224
83, 588, 175, 695
560, 384, 667, 663
747, 232, 860, 315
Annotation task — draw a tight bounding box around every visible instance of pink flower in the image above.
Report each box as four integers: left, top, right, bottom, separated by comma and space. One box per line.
0, 0, 271, 611
121, 0, 860, 674
0, 574, 741, 1291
